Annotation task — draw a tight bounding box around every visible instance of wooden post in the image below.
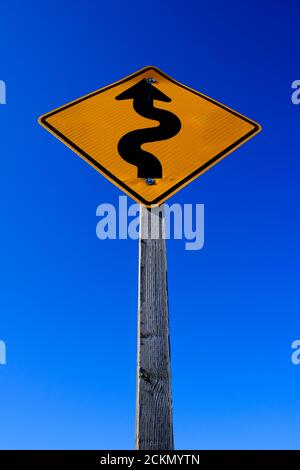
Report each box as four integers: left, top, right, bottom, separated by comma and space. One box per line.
136, 205, 174, 450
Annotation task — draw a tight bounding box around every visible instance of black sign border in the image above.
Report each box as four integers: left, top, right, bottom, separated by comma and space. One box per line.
39, 66, 261, 206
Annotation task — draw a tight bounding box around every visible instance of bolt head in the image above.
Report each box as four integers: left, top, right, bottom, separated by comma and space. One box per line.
146, 78, 157, 83
145, 177, 156, 185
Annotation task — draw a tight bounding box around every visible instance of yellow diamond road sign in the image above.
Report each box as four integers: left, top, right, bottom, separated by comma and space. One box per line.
39, 66, 261, 207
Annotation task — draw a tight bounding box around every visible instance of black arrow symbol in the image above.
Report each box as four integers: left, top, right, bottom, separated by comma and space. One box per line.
115, 79, 181, 179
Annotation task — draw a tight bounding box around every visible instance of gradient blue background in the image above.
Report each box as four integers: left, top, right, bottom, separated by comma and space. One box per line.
1, 0, 299, 450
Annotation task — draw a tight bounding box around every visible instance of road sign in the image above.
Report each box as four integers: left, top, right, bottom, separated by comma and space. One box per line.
39, 68, 262, 450
39, 66, 261, 207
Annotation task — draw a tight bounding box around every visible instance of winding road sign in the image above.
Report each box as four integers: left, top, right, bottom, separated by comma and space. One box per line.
39, 66, 261, 206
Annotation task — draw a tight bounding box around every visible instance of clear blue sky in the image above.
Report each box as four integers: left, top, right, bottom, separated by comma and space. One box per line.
1, 0, 300, 450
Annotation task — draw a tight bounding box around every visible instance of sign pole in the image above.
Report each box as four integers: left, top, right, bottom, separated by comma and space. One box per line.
136, 204, 174, 450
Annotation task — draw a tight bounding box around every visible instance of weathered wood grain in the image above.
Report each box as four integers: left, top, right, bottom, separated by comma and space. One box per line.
136, 205, 174, 450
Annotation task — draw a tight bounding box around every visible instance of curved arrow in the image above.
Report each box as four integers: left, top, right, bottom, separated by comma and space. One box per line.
115, 79, 181, 179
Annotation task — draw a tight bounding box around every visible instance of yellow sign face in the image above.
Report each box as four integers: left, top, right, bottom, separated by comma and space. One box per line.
39, 66, 261, 207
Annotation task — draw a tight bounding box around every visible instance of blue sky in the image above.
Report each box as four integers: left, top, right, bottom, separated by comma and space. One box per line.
0, 0, 300, 449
